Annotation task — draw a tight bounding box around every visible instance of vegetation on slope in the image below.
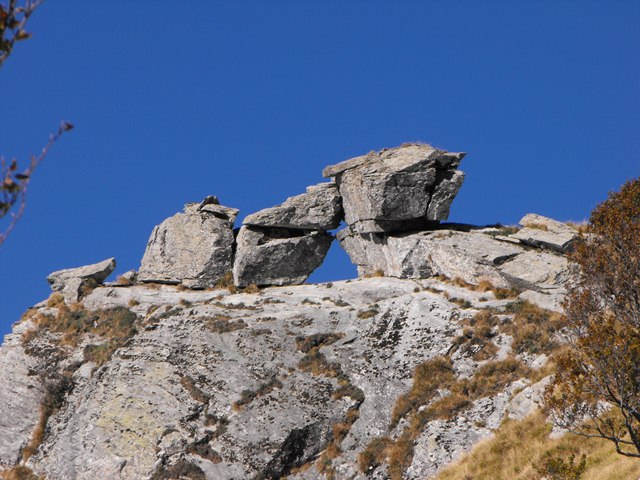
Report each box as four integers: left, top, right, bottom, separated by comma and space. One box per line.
435, 410, 640, 480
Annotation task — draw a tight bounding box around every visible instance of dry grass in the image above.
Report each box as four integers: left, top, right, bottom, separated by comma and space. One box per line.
46, 293, 65, 308
359, 437, 393, 474
357, 308, 379, 319
215, 271, 236, 293
180, 375, 209, 403
364, 354, 531, 479
203, 314, 247, 334
524, 222, 549, 231
127, 298, 140, 307
243, 283, 260, 294
503, 300, 565, 356
390, 356, 456, 427
435, 410, 640, 480
450, 277, 520, 299
233, 377, 283, 410
116, 275, 134, 286
22, 370, 76, 460
0, 466, 42, 480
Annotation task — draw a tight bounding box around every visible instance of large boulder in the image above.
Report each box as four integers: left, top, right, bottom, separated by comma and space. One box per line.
243, 182, 342, 230
138, 197, 237, 289
509, 213, 578, 253
233, 226, 333, 287
323, 144, 465, 233
47, 257, 116, 303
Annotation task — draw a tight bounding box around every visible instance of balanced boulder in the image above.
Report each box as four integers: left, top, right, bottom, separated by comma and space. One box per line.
233, 226, 333, 287
47, 257, 116, 303
138, 196, 237, 289
243, 182, 342, 230
323, 144, 465, 233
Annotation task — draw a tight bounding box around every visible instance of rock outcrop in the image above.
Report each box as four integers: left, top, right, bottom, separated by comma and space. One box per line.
138, 197, 237, 289
47, 257, 116, 303
1, 273, 564, 480
0, 142, 584, 480
323, 144, 465, 234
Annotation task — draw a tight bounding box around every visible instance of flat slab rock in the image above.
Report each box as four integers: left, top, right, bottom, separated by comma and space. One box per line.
47, 257, 116, 303
323, 144, 465, 233
138, 198, 238, 289
509, 213, 578, 253
233, 226, 333, 287
243, 182, 342, 230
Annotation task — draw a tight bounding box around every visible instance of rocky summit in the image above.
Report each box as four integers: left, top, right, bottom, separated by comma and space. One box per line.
0, 144, 581, 480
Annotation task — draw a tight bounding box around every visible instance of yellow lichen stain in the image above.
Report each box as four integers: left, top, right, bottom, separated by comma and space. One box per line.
94, 363, 178, 473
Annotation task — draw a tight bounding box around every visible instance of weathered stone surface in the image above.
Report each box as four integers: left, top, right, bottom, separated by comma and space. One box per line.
427, 169, 465, 220
0, 268, 569, 480
507, 376, 552, 420
510, 213, 578, 253
47, 258, 116, 303
233, 226, 333, 287
243, 182, 342, 230
0, 320, 45, 468
323, 144, 465, 233
1, 278, 529, 479
499, 250, 569, 289
338, 228, 525, 287
138, 199, 237, 289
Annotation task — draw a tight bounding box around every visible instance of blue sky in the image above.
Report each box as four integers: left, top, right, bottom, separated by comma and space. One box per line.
0, 0, 638, 336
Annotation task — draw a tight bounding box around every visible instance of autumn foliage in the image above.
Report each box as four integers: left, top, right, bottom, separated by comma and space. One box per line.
545, 177, 640, 457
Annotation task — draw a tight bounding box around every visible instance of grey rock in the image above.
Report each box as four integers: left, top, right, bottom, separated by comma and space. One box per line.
1, 274, 564, 479
0, 320, 45, 468
119, 270, 138, 284
233, 226, 333, 287
518, 289, 566, 313
47, 258, 116, 303
499, 250, 569, 289
138, 199, 237, 289
243, 182, 342, 230
510, 213, 578, 253
427, 169, 465, 220
323, 144, 465, 233
338, 228, 525, 287
507, 376, 552, 420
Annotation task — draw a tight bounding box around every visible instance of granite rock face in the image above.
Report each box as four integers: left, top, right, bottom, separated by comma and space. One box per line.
244, 182, 342, 230
0, 275, 561, 480
47, 258, 116, 303
323, 144, 465, 233
138, 197, 237, 289
233, 226, 333, 287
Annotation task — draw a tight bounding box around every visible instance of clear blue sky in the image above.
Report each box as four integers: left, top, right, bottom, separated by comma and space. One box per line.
1, 1, 638, 336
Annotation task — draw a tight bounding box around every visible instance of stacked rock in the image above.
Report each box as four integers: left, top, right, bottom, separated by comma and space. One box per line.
324, 144, 467, 277
135, 143, 468, 288
233, 182, 342, 287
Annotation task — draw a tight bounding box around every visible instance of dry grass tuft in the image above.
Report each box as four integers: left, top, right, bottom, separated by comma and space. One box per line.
1, 466, 42, 480
435, 410, 640, 480
233, 377, 283, 410
243, 283, 260, 294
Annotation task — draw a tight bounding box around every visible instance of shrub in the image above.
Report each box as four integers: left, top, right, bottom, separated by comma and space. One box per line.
546, 177, 640, 458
